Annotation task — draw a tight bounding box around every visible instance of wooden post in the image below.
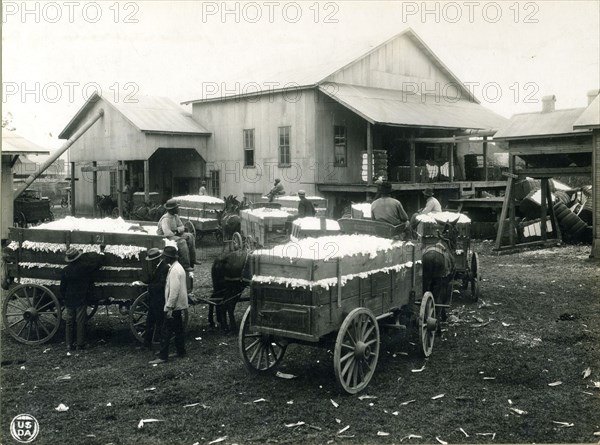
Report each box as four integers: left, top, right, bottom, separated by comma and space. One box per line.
591, 131, 600, 258
128, 162, 134, 188
546, 178, 561, 241
70, 162, 76, 216
366, 123, 373, 187
448, 144, 454, 182
117, 161, 124, 218
540, 178, 548, 241
92, 161, 98, 217
483, 136, 489, 181
508, 156, 516, 246
410, 139, 416, 183
144, 160, 150, 204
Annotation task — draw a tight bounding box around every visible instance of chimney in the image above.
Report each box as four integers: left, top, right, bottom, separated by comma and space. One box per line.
541, 95, 556, 113
587, 89, 600, 105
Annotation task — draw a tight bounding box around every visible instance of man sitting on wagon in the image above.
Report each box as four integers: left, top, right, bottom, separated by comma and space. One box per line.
156, 199, 198, 271
370, 181, 409, 230
267, 178, 285, 202
409, 188, 443, 231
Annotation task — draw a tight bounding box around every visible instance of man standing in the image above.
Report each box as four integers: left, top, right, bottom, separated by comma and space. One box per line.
370, 182, 409, 226
149, 246, 188, 364
267, 178, 285, 202
297, 190, 316, 217
156, 199, 198, 271
198, 181, 207, 196
60, 247, 103, 351
143, 248, 169, 349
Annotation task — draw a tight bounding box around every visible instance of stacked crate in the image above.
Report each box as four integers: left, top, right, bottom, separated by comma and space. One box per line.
361, 150, 388, 182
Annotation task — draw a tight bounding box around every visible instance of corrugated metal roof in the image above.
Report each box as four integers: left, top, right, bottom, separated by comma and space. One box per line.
59, 93, 210, 139
573, 95, 600, 129
318, 83, 506, 131
494, 108, 589, 140
2, 129, 50, 155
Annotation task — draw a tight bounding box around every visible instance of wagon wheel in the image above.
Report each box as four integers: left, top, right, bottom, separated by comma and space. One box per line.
111, 207, 120, 218
14, 211, 27, 228
129, 292, 189, 344
469, 252, 481, 302
183, 221, 197, 248
334, 307, 380, 394
2, 284, 61, 345
61, 198, 68, 208
244, 235, 256, 251
231, 232, 243, 251
238, 306, 287, 373
417, 292, 437, 358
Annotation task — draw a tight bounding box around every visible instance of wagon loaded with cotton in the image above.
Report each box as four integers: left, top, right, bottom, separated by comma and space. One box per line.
174, 195, 225, 243
1, 217, 191, 345
238, 219, 441, 394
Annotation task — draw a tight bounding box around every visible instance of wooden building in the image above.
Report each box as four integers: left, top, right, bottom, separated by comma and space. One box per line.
183, 28, 507, 216
573, 93, 600, 258
493, 92, 596, 250
1, 129, 49, 239
58, 93, 210, 216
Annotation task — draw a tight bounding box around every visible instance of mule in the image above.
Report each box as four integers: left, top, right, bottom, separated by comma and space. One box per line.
209, 249, 251, 333
422, 219, 458, 321
96, 195, 116, 216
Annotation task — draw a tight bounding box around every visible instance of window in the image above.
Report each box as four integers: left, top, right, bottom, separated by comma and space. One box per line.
209, 170, 220, 197
278, 126, 291, 166
334, 125, 347, 166
243, 129, 255, 167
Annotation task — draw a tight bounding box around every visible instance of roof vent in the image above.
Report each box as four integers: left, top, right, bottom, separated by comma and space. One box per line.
587, 89, 600, 105
541, 95, 556, 113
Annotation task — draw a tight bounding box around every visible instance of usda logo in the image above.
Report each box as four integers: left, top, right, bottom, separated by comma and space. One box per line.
10, 414, 39, 443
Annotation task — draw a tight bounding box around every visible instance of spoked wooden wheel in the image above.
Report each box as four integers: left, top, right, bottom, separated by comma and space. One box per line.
129, 292, 188, 344
14, 211, 27, 228
238, 306, 287, 373
244, 235, 256, 251
2, 284, 61, 345
469, 252, 481, 302
417, 292, 437, 358
334, 307, 380, 394
183, 221, 197, 248
231, 232, 243, 251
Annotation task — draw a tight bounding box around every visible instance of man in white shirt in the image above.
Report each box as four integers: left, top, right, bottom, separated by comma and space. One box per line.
420, 188, 442, 214
149, 246, 189, 364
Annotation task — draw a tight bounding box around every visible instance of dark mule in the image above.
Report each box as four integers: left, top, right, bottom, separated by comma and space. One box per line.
209, 249, 251, 333
216, 195, 248, 250
96, 195, 116, 216
422, 219, 458, 321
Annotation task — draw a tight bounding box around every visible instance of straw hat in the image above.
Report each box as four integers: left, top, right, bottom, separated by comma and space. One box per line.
64, 247, 83, 263
146, 248, 162, 261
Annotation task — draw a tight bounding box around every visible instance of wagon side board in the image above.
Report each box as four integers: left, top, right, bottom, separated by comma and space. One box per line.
250, 262, 423, 342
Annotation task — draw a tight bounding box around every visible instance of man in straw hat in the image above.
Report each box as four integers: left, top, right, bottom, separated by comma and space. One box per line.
370, 181, 409, 227
142, 248, 169, 349
419, 188, 442, 214
149, 246, 189, 364
156, 198, 198, 271
60, 247, 103, 351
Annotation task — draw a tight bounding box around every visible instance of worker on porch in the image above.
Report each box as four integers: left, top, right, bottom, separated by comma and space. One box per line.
156, 199, 198, 271
297, 190, 316, 217
267, 178, 285, 202
371, 182, 409, 227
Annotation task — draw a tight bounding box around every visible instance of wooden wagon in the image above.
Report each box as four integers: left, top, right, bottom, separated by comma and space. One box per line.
234, 208, 292, 250
174, 195, 225, 243
258, 195, 329, 218
13, 190, 54, 227
416, 212, 481, 302
1, 221, 191, 345
238, 219, 441, 394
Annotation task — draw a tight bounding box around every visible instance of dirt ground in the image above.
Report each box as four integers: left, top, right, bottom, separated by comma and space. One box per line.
1, 239, 599, 445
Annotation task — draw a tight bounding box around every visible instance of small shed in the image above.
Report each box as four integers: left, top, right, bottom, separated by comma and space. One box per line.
1, 129, 50, 239
57, 93, 211, 216
573, 93, 600, 258
493, 92, 596, 250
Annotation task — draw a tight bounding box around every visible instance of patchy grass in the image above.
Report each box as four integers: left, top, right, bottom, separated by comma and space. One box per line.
1, 241, 599, 444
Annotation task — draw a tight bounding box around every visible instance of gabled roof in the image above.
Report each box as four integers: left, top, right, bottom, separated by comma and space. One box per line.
1, 128, 50, 155
574, 94, 600, 129
319, 83, 506, 130
182, 28, 476, 105
58, 92, 210, 139
494, 108, 590, 140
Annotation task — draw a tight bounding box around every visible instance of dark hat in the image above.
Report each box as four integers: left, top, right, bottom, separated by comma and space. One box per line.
65, 247, 83, 263
146, 248, 162, 261
274, 178, 281, 184
379, 181, 393, 194
162, 245, 178, 259
298, 190, 306, 196
423, 188, 434, 197
164, 199, 179, 210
